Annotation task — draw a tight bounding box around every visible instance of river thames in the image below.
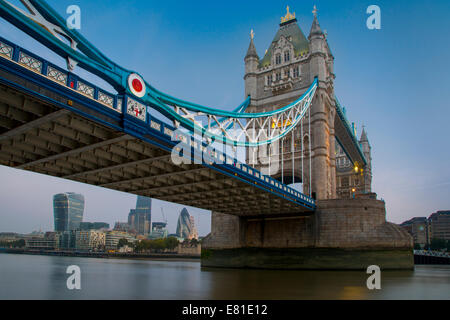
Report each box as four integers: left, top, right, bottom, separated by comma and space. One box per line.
0, 254, 449, 300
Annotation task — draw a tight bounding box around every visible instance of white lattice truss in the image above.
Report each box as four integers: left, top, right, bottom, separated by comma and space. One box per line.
171, 84, 317, 147
4, 0, 79, 70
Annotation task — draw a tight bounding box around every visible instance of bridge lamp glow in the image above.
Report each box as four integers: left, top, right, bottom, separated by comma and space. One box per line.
128, 73, 146, 98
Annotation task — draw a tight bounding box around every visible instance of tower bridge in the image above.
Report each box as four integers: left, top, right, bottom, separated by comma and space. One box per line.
0, 1, 413, 269
0, 37, 315, 216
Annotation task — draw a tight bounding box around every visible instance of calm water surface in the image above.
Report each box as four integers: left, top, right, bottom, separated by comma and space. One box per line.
0, 253, 449, 300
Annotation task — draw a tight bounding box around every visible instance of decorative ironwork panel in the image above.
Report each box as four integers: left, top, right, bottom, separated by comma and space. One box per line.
164, 127, 173, 137
98, 91, 114, 108
47, 66, 67, 85
19, 51, 42, 73
150, 120, 161, 131
174, 132, 188, 144
0, 41, 13, 59
77, 81, 94, 98
117, 98, 123, 111
127, 98, 146, 121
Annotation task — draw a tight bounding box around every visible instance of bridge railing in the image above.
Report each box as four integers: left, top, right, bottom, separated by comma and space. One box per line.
414, 250, 450, 258
0, 37, 122, 114
0, 36, 317, 210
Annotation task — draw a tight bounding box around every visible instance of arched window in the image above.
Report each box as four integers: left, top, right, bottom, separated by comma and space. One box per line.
275, 54, 282, 65
284, 51, 290, 62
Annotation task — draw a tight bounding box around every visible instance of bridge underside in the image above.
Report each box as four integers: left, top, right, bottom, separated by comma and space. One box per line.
0, 75, 312, 217
334, 106, 366, 167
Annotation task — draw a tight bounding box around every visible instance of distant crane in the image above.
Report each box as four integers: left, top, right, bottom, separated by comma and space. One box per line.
161, 208, 168, 225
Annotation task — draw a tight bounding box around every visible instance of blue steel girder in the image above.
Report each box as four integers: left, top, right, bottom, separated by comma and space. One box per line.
0, 37, 317, 214
334, 97, 367, 167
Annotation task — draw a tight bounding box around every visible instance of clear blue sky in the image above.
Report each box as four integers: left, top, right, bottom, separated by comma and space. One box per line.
0, 0, 449, 234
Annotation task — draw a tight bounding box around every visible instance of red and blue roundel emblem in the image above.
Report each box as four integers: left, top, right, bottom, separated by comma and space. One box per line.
128, 73, 146, 98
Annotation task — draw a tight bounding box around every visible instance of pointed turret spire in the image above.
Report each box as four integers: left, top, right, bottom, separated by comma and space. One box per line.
309, 5, 324, 37
245, 29, 259, 60
360, 126, 369, 142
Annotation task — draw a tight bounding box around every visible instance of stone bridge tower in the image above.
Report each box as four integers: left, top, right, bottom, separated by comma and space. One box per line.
202, 6, 413, 270
245, 7, 336, 200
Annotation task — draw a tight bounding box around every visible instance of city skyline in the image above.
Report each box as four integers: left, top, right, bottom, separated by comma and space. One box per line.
0, 0, 449, 234
0, 182, 209, 236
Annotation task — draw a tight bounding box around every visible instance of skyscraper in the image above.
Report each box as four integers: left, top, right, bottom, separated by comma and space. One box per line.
176, 208, 198, 240
128, 196, 152, 235
53, 193, 85, 232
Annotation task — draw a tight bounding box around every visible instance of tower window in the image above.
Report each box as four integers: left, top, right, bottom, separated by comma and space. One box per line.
284, 51, 290, 62
293, 66, 300, 78
341, 177, 349, 187
276, 72, 281, 81
275, 54, 282, 65
267, 74, 273, 85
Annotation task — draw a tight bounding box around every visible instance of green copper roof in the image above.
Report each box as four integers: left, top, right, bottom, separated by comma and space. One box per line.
259, 19, 310, 68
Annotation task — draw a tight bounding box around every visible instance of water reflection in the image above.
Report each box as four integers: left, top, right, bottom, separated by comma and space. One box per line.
0, 254, 448, 300
201, 268, 373, 300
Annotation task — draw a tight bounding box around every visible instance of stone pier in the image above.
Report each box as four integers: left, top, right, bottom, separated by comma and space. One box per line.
201, 198, 414, 270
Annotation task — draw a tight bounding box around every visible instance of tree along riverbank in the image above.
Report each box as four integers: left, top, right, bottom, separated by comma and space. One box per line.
0, 248, 200, 261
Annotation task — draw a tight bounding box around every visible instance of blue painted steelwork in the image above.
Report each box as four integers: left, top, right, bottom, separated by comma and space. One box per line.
0, 36, 316, 210
0, 0, 364, 206
0, 0, 318, 147
335, 97, 367, 166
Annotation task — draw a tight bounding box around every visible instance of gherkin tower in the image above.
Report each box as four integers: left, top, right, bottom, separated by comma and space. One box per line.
176, 208, 192, 239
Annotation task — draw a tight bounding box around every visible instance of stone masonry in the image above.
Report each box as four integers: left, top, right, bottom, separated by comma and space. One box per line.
202, 199, 413, 269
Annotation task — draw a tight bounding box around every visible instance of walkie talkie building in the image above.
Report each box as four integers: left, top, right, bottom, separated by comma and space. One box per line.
53, 193, 85, 232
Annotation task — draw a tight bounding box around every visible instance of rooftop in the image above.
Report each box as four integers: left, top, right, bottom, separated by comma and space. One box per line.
259, 8, 310, 68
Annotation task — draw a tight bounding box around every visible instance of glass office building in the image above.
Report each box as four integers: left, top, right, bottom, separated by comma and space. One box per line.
79, 222, 110, 231
128, 196, 152, 235
150, 222, 168, 239
53, 193, 85, 232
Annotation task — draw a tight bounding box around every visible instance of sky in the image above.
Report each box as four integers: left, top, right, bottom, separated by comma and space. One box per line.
0, 0, 449, 234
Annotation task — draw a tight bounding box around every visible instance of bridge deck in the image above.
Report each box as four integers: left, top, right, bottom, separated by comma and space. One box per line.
0, 38, 315, 217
